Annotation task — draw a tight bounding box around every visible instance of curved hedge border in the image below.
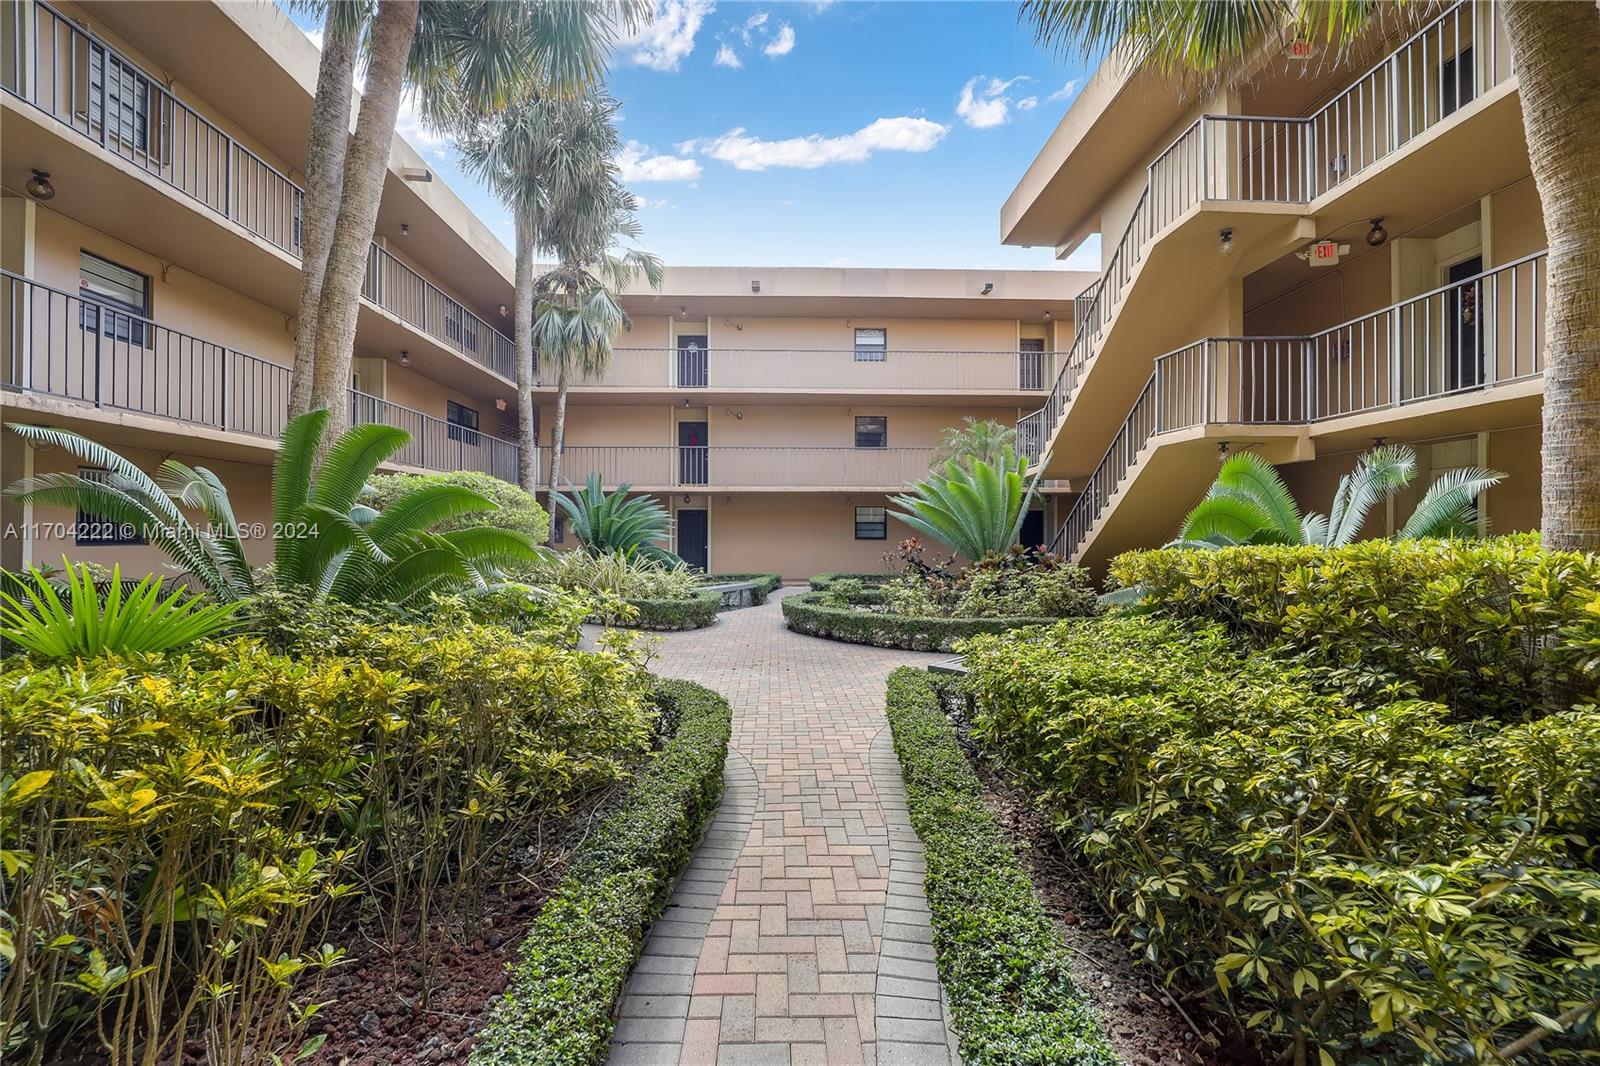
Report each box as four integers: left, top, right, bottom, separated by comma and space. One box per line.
782, 591, 1056, 651
808, 571, 895, 591
700, 572, 784, 605
472, 679, 732, 1066
885, 668, 1114, 1065
620, 588, 721, 630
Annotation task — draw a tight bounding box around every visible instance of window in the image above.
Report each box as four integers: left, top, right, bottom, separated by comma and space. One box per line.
76, 467, 146, 546
444, 299, 480, 353
79, 251, 149, 346
855, 506, 887, 540
90, 48, 151, 154
552, 514, 565, 543
854, 415, 887, 449
1441, 46, 1475, 118
854, 328, 887, 362
447, 400, 480, 445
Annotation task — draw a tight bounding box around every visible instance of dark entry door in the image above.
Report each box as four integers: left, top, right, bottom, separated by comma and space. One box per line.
1019, 338, 1046, 391
678, 420, 708, 485
677, 509, 709, 571
1447, 255, 1483, 392
677, 334, 708, 388
1020, 509, 1046, 549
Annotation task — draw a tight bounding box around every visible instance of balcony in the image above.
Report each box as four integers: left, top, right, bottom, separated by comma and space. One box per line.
0, 270, 521, 481
1, 0, 514, 384
1053, 251, 1545, 570
1018, 0, 1522, 477
559, 445, 938, 491
540, 347, 1051, 399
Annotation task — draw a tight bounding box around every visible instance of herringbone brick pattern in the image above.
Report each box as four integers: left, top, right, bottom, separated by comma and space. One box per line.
607, 591, 957, 1066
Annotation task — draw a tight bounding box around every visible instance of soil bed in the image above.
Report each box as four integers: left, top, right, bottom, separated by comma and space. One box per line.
940, 690, 1265, 1066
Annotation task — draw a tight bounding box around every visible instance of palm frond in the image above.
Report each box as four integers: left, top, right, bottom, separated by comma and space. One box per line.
1398, 467, 1505, 540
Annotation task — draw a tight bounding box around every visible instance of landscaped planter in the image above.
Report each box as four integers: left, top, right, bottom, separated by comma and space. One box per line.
781, 591, 1057, 651
701, 572, 783, 602
807, 572, 895, 592
617, 588, 722, 630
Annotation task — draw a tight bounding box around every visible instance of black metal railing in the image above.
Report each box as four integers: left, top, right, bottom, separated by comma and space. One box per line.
2, 271, 522, 480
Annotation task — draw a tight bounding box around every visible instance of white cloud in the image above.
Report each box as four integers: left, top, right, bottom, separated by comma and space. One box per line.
394, 91, 450, 161
740, 11, 769, 44
1017, 96, 1039, 111
956, 75, 1030, 129
617, 0, 713, 72
685, 116, 949, 171
714, 42, 742, 67
616, 141, 703, 182
1048, 78, 1083, 102
763, 23, 796, 57
638, 196, 673, 209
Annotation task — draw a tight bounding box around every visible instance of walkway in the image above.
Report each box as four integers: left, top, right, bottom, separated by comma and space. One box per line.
607, 589, 958, 1066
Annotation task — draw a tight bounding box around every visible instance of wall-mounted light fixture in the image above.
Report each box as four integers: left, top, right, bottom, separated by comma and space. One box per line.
399, 167, 433, 182
980, 282, 994, 295
1218, 228, 1235, 256
1366, 218, 1388, 247
750, 280, 761, 293
498, 304, 508, 317
25, 169, 55, 201
399, 350, 410, 367
399, 223, 411, 238
1043, 310, 1052, 322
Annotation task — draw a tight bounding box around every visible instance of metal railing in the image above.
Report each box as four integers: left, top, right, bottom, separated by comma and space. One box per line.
557, 445, 937, 489
1052, 250, 1546, 558
570, 348, 1052, 391
1017, 0, 1510, 464
349, 389, 520, 482
1, 270, 522, 480
3, 0, 515, 379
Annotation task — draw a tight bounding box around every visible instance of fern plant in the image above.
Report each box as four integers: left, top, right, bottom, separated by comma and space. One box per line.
4, 411, 537, 606
551, 472, 680, 564
0, 561, 244, 659
888, 448, 1042, 560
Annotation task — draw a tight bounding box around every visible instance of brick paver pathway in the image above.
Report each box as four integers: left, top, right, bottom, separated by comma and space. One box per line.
606, 590, 959, 1066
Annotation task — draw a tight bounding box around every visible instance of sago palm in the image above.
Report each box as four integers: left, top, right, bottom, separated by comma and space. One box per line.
889, 448, 1042, 560
3, 412, 536, 605
1019, 0, 1600, 551
551, 472, 679, 564
1176, 447, 1503, 548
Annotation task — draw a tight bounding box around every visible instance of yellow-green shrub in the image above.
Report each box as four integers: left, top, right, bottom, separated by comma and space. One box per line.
1, 618, 652, 1066
1110, 536, 1600, 717
961, 617, 1600, 1063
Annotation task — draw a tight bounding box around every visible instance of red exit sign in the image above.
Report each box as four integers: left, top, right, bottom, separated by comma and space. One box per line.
1287, 39, 1316, 60
1308, 240, 1350, 267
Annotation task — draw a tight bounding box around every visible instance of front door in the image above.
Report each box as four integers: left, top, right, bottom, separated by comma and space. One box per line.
1446, 255, 1484, 392
1019, 339, 1046, 391
677, 509, 709, 571
678, 420, 708, 485
1020, 509, 1046, 549
677, 334, 709, 388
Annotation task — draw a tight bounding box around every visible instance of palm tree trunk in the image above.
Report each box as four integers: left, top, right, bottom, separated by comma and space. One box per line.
1503, 0, 1600, 552
308, 0, 420, 433
514, 218, 538, 493
548, 362, 570, 545
288, 4, 357, 417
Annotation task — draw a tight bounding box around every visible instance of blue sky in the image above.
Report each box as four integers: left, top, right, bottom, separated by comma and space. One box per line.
303, 2, 1101, 272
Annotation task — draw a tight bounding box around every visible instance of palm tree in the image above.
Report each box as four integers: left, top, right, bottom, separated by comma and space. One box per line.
2, 414, 536, 605
551, 472, 680, 563
1175, 447, 1504, 548
889, 448, 1043, 560
1018, 0, 1600, 552
931, 417, 1019, 471
291, 1, 637, 430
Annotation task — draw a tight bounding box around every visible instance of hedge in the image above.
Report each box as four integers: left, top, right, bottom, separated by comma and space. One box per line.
960, 615, 1600, 1063
619, 588, 722, 630
781, 591, 1056, 651
1110, 535, 1600, 718
808, 571, 895, 591
472, 678, 732, 1066
884, 668, 1115, 1066
700, 572, 783, 605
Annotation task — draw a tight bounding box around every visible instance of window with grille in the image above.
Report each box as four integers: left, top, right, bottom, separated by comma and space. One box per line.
79, 251, 149, 346
76, 467, 146, 546
855, 506, 886, 540
854, 415, 887, 449
854, 328, 887, 362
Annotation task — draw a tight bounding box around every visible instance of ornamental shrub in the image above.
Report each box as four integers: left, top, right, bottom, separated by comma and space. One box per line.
1, 617, 653, 1065
1109, 535, 1600, 718
365, 469, 550, 544
960, 616, 1600, 1063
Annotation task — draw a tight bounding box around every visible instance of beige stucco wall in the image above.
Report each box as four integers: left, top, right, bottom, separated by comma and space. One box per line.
698, 493, 901, 580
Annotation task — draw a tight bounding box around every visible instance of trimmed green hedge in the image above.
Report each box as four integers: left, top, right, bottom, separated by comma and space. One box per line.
884, 668, 1115, 1066
472, 679, 732, 1066
782, 591, 1055, 651
620, 588, 722, 630
700, 572, 783, 605
808, 571, 894, 591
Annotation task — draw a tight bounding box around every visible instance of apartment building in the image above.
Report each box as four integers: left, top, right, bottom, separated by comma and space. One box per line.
1, 0, 1086, 581
1006, 0, 1546, 574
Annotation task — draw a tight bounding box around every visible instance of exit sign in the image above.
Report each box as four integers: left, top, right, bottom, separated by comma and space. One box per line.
1309, 240, 1349, 266
1287, 39, 1316, 60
